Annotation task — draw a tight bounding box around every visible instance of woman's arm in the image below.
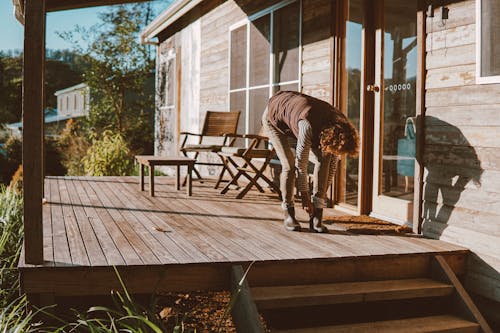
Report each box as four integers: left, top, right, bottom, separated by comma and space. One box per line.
296, 120, 312, 192
326, 154, 339, 189
296, 120, 314, 214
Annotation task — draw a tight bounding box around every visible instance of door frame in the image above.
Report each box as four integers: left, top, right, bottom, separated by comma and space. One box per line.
331, 0, 426, 233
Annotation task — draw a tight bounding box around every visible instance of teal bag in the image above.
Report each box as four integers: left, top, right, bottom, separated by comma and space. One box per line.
397, 118, 416, 177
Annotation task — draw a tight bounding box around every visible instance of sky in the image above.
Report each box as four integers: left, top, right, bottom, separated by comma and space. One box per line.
0, 0, 170, 52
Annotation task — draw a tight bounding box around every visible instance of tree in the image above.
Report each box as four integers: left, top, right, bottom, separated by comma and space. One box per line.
0, 55, 23, 126
60, 3, 156, 155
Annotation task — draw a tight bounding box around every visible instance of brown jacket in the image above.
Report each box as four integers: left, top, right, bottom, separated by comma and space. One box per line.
267, 91, 342, 148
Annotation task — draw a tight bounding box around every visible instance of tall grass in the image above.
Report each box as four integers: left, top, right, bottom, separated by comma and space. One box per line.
0, 184, 43, 332
0, 184, 23, 307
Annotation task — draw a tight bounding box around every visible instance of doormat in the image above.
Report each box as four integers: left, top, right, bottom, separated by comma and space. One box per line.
323, 215, 413, 235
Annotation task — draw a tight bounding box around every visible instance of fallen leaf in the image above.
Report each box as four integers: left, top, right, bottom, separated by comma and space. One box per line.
160, 307, 173, 319
153, 226, 168, 233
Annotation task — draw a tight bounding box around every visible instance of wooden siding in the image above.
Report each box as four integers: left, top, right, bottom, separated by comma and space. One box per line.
301, 0, 333, 101
422, 0, 500, 312
199, 1, 245, 113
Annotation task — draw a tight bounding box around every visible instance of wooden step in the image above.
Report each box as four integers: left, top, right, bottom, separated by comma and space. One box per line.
274, 315, 480, 333
252, 278, 454, 309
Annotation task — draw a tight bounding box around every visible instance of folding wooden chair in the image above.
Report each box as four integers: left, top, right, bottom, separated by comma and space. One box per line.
180, 110, 241, 188
218, 130, 281, 199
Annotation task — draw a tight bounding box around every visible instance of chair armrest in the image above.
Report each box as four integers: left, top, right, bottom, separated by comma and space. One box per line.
223, 133, 245, 138
224, 133, 268, 140
244, 134, 269, 141
180, 131, 202, 137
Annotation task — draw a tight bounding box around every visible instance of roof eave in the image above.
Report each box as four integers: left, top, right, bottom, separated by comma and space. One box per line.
12, 0, 25, 25
140, 0, 203, 44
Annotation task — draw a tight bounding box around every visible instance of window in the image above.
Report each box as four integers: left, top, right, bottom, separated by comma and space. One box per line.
159, 49, 176, 108
229, 0, 301, 135
477, 0, 500, 83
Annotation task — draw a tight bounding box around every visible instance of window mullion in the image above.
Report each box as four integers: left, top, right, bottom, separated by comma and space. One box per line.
245, 22, 250, 136
269, 11, 275, 97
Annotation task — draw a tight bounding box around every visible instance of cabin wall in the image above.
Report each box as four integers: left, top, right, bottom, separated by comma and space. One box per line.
155, 0, 333, 176
301, 0, 332, 102
422, 0, 500, 323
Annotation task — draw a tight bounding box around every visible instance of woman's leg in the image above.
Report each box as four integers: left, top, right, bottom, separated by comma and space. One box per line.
262, 108, 295, 209
311, 150, 333, 209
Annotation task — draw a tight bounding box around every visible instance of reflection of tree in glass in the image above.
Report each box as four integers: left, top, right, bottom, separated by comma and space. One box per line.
347, 68, 361, 129
345, 68, 361, 195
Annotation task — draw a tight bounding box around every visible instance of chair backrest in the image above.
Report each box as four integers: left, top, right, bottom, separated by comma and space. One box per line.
202, 111, 241, 137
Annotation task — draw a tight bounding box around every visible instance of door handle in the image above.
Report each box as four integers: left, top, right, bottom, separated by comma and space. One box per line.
366, 84, 380, 92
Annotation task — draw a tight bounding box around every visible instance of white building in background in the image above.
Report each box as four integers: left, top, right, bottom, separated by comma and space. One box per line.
6, 83, 90, 138
55, 83, 90, 117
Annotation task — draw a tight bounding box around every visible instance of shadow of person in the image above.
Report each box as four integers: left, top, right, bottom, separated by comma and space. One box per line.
422, 116, 483, 230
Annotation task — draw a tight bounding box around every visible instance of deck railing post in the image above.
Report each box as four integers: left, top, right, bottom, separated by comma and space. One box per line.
23, 0, 46, 265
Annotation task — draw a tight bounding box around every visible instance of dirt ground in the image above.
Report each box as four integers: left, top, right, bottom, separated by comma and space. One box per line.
157, 291, 237, 332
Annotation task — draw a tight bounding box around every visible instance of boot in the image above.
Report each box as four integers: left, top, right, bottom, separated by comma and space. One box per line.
284, 207, 301, 232
309, 208, 328, 233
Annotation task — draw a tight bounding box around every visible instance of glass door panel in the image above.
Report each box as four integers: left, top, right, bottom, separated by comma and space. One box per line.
339, 0, 363, 208
249, 88, 269, 133
372, 0, 417, 224
249, 15, 270, 87
273, 1, 300, 83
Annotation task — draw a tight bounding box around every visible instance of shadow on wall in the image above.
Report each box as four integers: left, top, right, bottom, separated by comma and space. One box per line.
423, 117, 500, 330
422, 116, 483, 231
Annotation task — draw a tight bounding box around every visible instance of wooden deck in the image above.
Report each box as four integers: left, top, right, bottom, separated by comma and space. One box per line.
19, 176, 469, 297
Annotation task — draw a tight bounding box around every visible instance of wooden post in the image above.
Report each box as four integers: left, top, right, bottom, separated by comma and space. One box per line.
230, 265, 265, 333
413, 5, 426, 234
23, 0, 46, 265
149, 165, 155, 197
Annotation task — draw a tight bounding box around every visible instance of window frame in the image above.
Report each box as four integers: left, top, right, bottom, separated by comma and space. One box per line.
228, 0, 302, 135
476, 0, 500, 84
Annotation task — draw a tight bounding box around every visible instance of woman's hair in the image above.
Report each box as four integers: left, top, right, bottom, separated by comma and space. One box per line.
319, 116, 359, 157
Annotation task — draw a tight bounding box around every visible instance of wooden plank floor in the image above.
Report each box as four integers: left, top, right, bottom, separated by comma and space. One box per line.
18, 176, 469, 296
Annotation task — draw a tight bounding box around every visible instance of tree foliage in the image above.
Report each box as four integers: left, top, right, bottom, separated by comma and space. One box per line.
0, 55, 22, 125
60, 3, 156, 155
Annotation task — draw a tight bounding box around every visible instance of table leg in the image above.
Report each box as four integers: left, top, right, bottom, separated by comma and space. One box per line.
176, 165, 180, 190
140, 163, 144, 191
150, 165, 155, 197
187, 163, 193, 196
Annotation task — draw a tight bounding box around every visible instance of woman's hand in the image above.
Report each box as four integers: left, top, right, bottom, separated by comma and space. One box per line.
301, 192, 314, 217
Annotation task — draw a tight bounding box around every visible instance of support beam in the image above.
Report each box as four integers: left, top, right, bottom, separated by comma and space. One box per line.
46, 0, 151, 12
23, 0, 46, 265
413, 5, 426, 234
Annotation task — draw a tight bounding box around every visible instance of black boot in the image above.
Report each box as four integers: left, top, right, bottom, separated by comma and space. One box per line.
309, 208, 328, 233
284, 207, 301, 232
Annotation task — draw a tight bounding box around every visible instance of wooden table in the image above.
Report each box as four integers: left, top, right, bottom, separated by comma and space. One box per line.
135, 155, 196, 197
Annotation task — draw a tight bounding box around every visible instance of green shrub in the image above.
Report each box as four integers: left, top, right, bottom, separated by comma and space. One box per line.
83, 130, 133, 176
57, 119, 91, 176
45, 137, 67, 176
